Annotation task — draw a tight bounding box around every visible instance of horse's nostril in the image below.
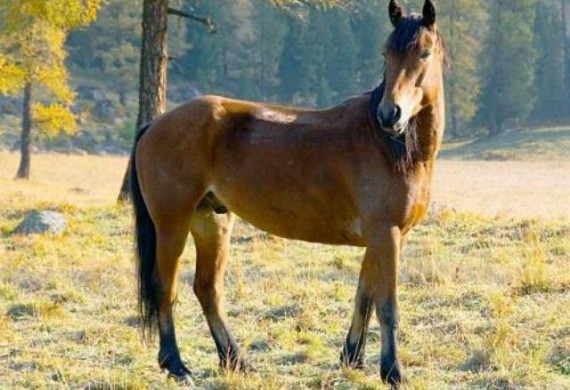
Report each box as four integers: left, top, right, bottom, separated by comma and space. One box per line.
393, 106, 401, 123
378, 105, 402, 129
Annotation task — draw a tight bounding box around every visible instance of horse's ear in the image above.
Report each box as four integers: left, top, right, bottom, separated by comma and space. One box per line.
389, 0, 405, 27
423, 0, 436, 29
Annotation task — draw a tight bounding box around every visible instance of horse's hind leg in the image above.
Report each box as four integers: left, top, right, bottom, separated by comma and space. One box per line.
190, 210, 245, 370
154, 219, 193, 382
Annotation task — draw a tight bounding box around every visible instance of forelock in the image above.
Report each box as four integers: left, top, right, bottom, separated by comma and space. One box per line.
385, 13, 424, 54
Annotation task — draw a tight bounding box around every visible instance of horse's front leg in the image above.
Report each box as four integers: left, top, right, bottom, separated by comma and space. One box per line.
341, 267, 374, 369
347, 225, 403, 385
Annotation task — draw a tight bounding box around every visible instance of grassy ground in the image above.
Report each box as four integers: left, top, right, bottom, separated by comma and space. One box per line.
432, 160, 570, 219
0, 127, 569, 389
440, 126, 570, 161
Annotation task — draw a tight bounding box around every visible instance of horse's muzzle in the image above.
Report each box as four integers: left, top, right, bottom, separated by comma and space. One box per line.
379, 105, 402, 130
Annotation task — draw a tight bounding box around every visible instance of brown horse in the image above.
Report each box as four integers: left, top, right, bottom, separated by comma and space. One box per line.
131, 0, 445, 385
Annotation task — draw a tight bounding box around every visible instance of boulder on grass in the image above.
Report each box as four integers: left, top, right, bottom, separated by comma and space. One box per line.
14, 211, 66, 235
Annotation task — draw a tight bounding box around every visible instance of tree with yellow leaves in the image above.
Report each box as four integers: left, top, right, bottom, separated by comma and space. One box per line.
0, 0, 101, 178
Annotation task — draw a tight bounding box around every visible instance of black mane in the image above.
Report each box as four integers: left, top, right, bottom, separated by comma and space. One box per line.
368, 82, 421, 175
386, 13, 446, 57
386, 14, 425, 53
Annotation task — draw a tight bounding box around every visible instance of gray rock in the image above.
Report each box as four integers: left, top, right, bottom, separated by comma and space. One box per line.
14, 211, 66, 235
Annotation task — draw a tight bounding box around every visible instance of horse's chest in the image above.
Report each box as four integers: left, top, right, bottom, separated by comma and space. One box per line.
395, 177, 432, 232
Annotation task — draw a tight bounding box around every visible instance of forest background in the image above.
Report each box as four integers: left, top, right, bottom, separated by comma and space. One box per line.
1, 0, 569, 159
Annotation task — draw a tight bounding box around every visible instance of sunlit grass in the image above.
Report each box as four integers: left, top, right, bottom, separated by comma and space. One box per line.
441, 126, 570, 161
0, 151, 127, 208
0, 151, 569, 388
1, 204, 568, 387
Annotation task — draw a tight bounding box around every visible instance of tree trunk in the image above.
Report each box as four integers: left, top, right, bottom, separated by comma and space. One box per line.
118, 0, 169, 202
16, 83, 32, 179
136, 0, 168, 128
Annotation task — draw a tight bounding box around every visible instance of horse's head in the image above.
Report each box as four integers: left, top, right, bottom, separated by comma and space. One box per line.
378, 0, 445, 136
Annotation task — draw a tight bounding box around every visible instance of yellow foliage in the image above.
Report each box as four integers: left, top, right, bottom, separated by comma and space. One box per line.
5, 20, 68, 78
0, 0, 101, 32
0, 56, 26, 94
0, 0, 101, 137
32, 103, 77, 138
36, 65, 75, 104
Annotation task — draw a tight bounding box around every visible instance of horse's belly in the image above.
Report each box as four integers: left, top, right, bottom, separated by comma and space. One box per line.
236, 210, 366, 246
209, 120, 371, 246
212, 186, 366, 247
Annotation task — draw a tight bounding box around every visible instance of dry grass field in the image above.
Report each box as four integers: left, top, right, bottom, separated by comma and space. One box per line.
0, 128, 569, 389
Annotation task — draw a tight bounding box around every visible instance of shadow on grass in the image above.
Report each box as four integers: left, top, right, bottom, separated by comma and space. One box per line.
6, 303, 35, 320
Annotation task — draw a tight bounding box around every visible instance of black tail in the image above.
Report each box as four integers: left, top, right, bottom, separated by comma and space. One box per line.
131, 123, 159, 339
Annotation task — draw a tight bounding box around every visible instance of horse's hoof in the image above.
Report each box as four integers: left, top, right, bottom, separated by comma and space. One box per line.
238, 357, 254, 373
167, 372, 196, 388
163, 364, 196, 388
380, 360, 403, 387
220, 355, 252, 373
340, 349, 365, 370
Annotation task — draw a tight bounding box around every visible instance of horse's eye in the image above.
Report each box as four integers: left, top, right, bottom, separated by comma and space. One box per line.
420, 50, 432, 60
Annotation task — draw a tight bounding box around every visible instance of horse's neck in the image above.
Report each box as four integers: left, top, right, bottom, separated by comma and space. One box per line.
417, 93, 445, 165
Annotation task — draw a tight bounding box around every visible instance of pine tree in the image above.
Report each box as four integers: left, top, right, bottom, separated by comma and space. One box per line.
0, 0, 101, 179
350, 0, 390, 92
252, 1, 288, 101
278, 6, 357, 106
278, 15, 318, 103
562, 0, 570, 112
531, 2, 567, 122
322, 9, 358, 102
175, 1, 225, 94
476, 0, 537, 136
67, 0, 140, 106
438, 0, 487, 138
